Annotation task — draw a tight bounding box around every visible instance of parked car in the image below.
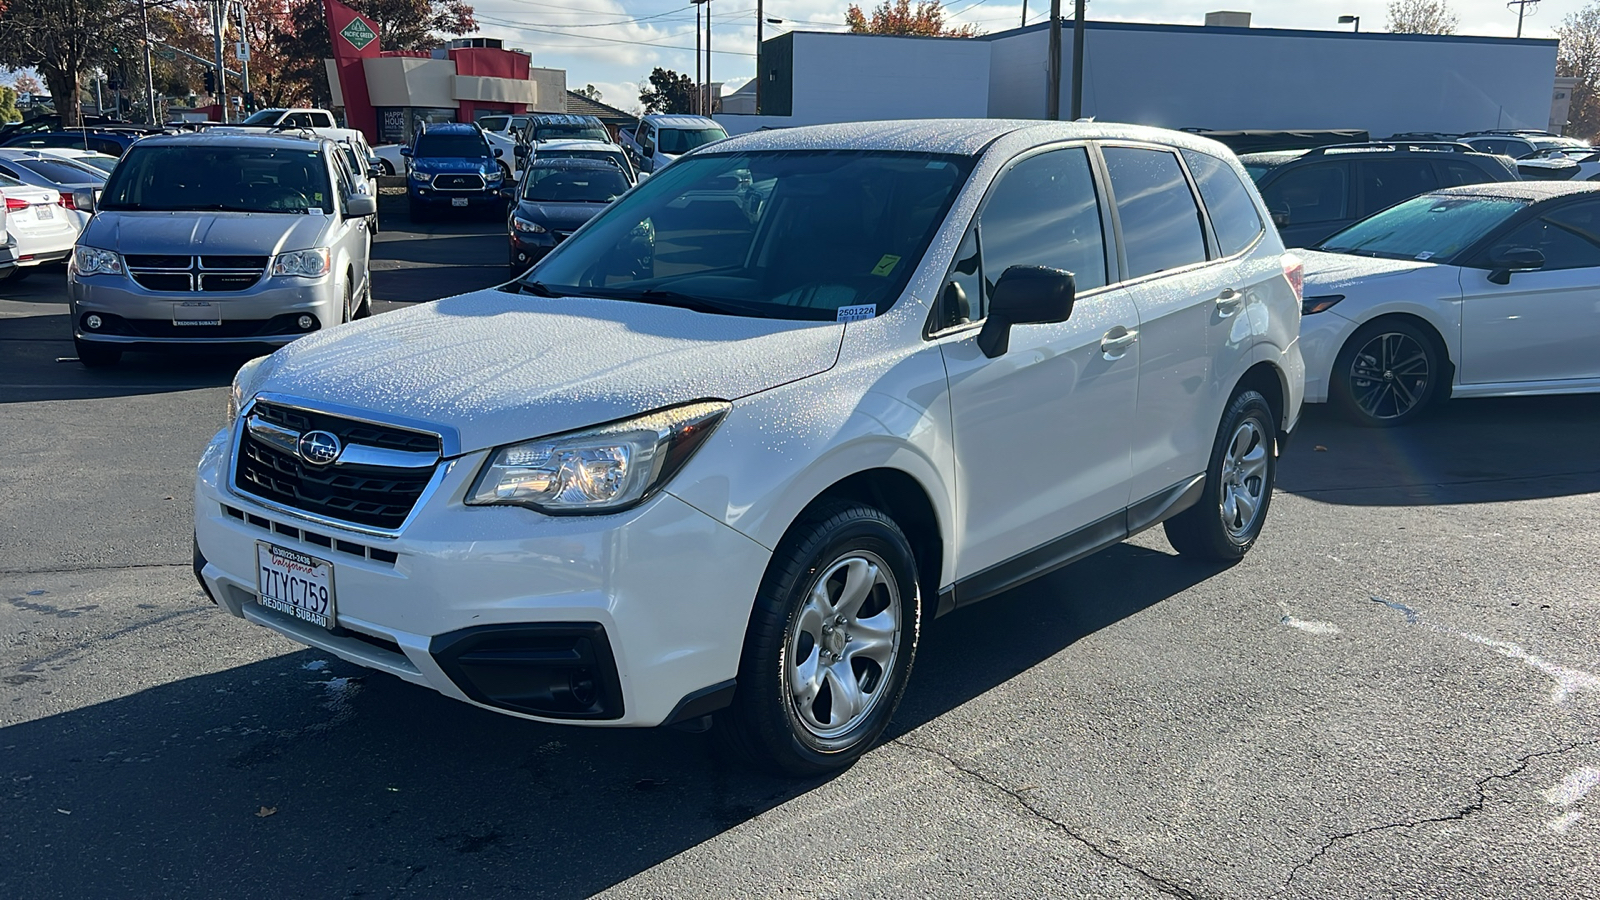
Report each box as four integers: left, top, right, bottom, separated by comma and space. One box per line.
0, 149, 105, 230
513, 138, 636, 184
68, 131, 377, 367
194, 120, 1304, 775
332, 134, 382, 234
0, 127, 152, 157
620, 114, 728, 174
1298, 181, 1600, 426
507, 157, 631, 273
0, 201, 14, 279
1513, 147, 1600, 182
476, 114, 529, 179
1241, 141, 1518, 248
1458, 130, 1590, 160
403, 122, 506, 220
371, 143, 405, 176
0, 171, 77, 280
516, 113, 610, 151
20, 147, 121, 175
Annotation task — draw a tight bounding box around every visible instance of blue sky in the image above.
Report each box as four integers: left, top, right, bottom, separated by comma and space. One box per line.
471, 0, 1584, 113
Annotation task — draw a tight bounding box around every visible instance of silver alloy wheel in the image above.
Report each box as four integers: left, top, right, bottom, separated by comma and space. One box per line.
1219, 418, 1269, 540
786, 551, 902, 745
1349, 332, 1430, 420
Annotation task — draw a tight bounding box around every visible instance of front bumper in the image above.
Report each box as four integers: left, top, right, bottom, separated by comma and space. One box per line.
409, 186, 505, 207
508, 232, 558, 269
1298, 309, 1360, 404
192, 425, 769, 727
70, 272, 342, 346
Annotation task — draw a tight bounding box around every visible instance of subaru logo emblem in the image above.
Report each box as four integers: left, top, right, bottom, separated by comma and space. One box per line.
297, 430, 342, 466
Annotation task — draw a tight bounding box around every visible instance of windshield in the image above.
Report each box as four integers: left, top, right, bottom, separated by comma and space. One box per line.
414, 133, 490, 158
524, 150, 974, 320
478, 116, 511, 133
99, 144, 334, 214
14, 157, 105, 185
241, 109, 285, 125
658, 126, 727, 156
536, 148, 630, 173
1317, 194, 1527, 261
521, 165, 629, 203
533, 123, 609, 143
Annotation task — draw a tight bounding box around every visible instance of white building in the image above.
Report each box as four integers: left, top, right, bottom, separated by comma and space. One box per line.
723, 15, 1561, 138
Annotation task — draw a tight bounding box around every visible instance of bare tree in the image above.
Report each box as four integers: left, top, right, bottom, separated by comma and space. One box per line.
1387, 0, 1459, 34
1558, 2, 1600, 138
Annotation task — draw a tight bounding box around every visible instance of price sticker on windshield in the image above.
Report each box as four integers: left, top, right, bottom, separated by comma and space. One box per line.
836, 304, 876, 323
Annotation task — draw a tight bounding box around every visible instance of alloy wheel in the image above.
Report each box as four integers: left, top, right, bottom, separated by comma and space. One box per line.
1220, 418, 1269, 540
785, 551, 901, 746
1349, 332, 1430, 421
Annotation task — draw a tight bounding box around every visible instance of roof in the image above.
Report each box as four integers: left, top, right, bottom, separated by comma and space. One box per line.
123, 131, 327, 151
565, 92, 638, 127
1238, 150, 1309, 166
975, 18, 1558, 47
421, 122, 478, 134
710, 118, 1239, 158
527, 157, 617, 169
641, 114, 721, 128
534, 139, 623, 151
526, 113, 604, 126
1433, 181, 1600, 202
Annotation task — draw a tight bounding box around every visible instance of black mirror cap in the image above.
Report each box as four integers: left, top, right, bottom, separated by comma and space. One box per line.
976, 266, 1076, 358
1486, 247, 1544, 285
514, 145, 528, 159
493, 147, 504, 158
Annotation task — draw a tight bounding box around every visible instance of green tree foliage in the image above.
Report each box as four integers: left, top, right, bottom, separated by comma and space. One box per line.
0, 0, 140, 124
0, 84, 20, 122
638, 67, 692, 114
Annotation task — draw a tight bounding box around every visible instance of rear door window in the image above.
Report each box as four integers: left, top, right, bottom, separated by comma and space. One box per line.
1358, 159, 1441, 215
1260, 163, 1349, 228
1182, 149, 1264, 257
1102, 146, 1208, 279
1435, 160, 1496, 187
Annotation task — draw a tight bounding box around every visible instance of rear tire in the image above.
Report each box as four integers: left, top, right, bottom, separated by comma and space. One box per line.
1164, 390, 1276, 563
717, 503, 921, 776
74, 337, 121, 368
1330, 319, 1444, 428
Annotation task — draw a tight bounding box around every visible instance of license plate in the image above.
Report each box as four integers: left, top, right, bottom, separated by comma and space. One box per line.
173, 301, 220, 326
35, 205, 52, 220
256, 542, 336, 629
451, 197, 469, 207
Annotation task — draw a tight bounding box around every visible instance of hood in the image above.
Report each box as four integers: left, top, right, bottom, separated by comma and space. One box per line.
253, 290, 846, 453
513, 200, 608, 232
412, 156, 497, 174
1298, 248, 1442, 292
81, 211, 331, 256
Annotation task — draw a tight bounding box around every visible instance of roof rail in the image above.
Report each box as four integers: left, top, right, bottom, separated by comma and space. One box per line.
1462, 129, 1556, 137
1301, 141, 1478, 157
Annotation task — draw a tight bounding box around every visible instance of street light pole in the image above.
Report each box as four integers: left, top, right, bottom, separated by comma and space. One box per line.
706, 0, 713, 114
755, 0, 763, 114
238, 2, 251, 96
1337, 14, 1360, 31
142, 0, 157, 124
1507, 0, 1539, 39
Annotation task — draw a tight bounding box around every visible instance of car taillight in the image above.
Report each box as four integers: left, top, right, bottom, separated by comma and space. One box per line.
1282, 254, 1304, 305
59, 194, 77, 210
4, 197, 27, 212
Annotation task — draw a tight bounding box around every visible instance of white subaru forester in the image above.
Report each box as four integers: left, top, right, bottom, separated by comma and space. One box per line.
195, 120, 1305, 775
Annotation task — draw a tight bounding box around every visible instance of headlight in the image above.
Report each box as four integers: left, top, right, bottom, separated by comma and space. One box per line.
72, 246, 122, 276
226, 355, 271, 425
467, 401, 730, 514
410, 170, 432, 183
272, 248, 330, 277
486, 169, 504, 184
511, 216, 546, 234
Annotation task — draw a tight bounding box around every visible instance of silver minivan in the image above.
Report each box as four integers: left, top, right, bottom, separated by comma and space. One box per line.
68, 132, 376, 367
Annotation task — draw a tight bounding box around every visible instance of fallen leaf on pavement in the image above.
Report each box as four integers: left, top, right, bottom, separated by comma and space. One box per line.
256, 806, 277, 818
1314, 445, 1328, 452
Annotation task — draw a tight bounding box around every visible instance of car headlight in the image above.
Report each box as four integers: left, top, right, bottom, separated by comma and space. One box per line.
226, 355, 271, 426
272, 248, 330, 277
511, 216, 546, 234
466, 401, 730, 514
410, 170, 432, 183
486, 169, 504, 184
72, 246, 122, 276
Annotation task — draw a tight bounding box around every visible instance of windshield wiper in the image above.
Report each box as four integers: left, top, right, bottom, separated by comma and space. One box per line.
514, 280, 568, 297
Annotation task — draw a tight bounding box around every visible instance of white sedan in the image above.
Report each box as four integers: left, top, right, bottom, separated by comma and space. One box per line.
0, 172, 75, 281
1298, 181, 1600, 426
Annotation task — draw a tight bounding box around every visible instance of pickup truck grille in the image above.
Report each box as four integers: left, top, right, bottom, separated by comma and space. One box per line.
233, 401, 442, 531
433, 174, 486, 191
127, 255, 269, 293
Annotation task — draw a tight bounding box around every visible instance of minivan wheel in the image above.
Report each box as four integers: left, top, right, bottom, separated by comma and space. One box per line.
74, 337, 121, 368
1330, 320, 1443, 427
353, 277, 373, 319
1163, 390, 1276, 562
719, 503, 920, 776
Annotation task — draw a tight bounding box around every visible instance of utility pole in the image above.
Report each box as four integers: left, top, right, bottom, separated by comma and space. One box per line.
94, 70, 104, 114
238, 2, 251, 96
706, 0, 713, 115
142, 0, 157, 124
1070, 0, 1085, 120
1507, 0, 1539, 39
1046, 0, 1060, 119
695, 1, 703, 114
1020, 0, 1027, 29
211, 0, 229, 122
755, 0, 763, 114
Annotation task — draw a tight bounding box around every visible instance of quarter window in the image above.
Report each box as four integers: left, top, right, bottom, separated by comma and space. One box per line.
1485, 201, 1600, 271
1261, 163, 1348, 227
1182, 150, 1264, 257
1436, 160, 1495, 187
976, 146, 1108, 306
1358, 159, 1440, 216
1103, 146, 1208, 279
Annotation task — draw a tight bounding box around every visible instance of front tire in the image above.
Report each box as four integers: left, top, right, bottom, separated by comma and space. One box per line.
74, 337, 121, 368
718, 503, 921, 776
1164, 390, 1276, 562
1330, 320, 1443, 427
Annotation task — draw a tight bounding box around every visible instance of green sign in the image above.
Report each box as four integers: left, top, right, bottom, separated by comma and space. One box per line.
339, 18, 377, 51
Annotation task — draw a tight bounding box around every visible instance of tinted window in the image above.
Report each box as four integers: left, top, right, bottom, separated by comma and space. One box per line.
99, 145, 334, 214
14, 158, 104, 184
977, 147, 1107, 309
1261, 164, 1347, 226
1182, 150, 1264, 257
1319, 195, 1526, 261
1359, 159, 1440, 215
1103, 146, 1208, 279
310, 112, 335, 128
415, 133, 490, 158
521, 166, 629, 202
658, 127, 728, 155
1485, 201, 1600, 271
241, 109, 283, 125
537, 148, 631, 174
939, 228, 983, 328
1436, 160, 1495, 187
532, 123, 609, 143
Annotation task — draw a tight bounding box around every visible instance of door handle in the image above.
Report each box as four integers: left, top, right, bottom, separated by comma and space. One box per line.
1100, 327, 1139, 357
1215, 288, 1245, 316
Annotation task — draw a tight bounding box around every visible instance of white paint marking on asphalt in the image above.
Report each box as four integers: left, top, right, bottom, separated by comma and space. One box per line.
1462, 634, 1600, 705
1548, 811, 1584, 833
1547, 767, 1600, 806
302, 659, 329, 672
1280, 615, 1341, 635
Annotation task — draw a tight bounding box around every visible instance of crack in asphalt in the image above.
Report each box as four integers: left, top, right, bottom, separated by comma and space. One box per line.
0, 562, 190, 575
1277, 740, 1595, 895
893, 737, 1202, 900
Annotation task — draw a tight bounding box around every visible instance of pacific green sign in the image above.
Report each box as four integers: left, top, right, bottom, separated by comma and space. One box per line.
340, 18, 377, 51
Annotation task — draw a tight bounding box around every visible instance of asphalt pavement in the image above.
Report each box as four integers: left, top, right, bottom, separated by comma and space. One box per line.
1, 202, 1596, 899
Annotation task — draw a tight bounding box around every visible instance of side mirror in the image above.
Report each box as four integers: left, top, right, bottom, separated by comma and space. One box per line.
1271, 210, 1290, 228
399, 146, 413, 157
1487, 247, 1544, 285
346, 194, 378, 217
976, 265, 1076, 359
493, 147, 504, 158
367, 156, 382, 170
635, 171, 650, 182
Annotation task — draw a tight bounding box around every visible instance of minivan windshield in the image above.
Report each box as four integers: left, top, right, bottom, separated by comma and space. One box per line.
658, 126, 727, 155
1317, 194, 1528, 261
414, 132, 490, 158
98, 144, 334, 214
523, 150, 974, 320
521, 165, 629, 203
532, 122, 609, 144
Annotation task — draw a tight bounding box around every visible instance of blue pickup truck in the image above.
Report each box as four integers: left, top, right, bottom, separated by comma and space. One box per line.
403, 122, 506, 220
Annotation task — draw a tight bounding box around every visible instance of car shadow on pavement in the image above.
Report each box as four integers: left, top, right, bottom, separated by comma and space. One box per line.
0, 309, 249, 403
0, 544, 1215, 899
1278, 393, 1600, 505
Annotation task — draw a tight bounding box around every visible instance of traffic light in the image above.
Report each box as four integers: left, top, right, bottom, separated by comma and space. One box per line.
243, 92, 257, 113
203, 70, 216, 94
